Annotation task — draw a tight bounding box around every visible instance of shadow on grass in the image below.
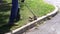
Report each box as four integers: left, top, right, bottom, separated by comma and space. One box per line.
0, 25, 13, 34
0, 0, 12, 34
0, 14, 9, 26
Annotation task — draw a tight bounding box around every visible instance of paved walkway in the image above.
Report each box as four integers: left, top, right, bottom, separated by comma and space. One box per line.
23, 0, 60, 34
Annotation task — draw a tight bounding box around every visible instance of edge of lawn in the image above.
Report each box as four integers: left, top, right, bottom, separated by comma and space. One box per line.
6, 2, 58, 34
11, 0, 55, 30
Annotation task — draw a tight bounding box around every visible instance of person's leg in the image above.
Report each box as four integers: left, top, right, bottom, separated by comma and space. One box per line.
8, 0, 18, 25
16, 7, 20, 21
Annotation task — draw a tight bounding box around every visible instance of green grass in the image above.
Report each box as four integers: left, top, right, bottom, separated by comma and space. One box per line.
11, 0, 55, 30
0, 0, 11, 27
0, 0, 54, 32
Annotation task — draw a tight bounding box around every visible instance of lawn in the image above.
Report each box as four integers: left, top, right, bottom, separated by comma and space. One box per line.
0, 0, 54, 33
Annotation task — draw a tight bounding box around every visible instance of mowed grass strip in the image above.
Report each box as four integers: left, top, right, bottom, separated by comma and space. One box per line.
0, 0, 54, 30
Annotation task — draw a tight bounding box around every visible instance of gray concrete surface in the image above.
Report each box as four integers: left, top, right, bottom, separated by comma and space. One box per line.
23, 0, 60, 34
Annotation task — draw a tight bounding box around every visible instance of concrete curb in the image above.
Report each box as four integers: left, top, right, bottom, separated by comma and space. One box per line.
6, 3, 58, 34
